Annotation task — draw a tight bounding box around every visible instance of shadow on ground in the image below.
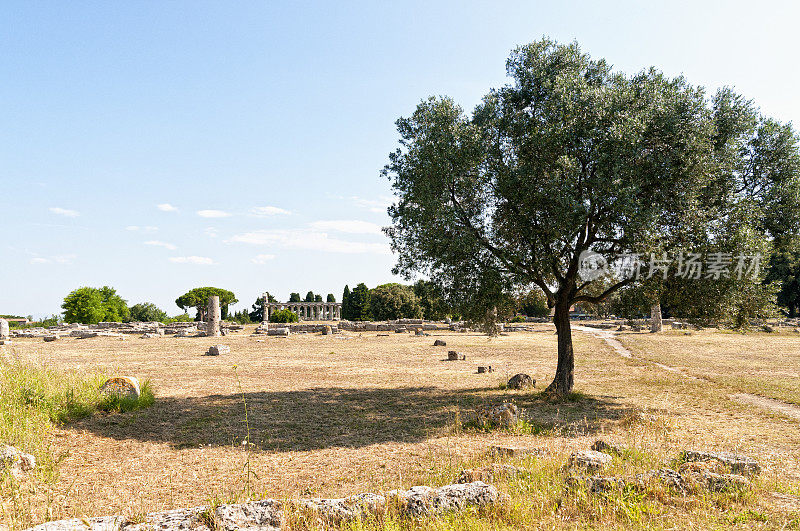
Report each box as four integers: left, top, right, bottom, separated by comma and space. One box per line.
70, 387, 634, 452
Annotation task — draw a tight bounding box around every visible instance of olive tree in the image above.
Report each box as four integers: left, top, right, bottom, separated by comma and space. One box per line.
383, 39, 800, 394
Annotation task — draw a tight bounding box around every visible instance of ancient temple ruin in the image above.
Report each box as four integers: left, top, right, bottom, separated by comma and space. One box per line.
262, 294, 341, 321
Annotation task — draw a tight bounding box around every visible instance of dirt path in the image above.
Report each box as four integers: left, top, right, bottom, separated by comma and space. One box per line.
574, 324, 800, 421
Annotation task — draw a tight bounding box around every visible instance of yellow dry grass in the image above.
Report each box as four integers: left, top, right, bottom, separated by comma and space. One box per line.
1, 324, 799, 529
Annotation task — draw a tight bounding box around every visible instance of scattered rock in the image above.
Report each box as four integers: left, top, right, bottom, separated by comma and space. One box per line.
634, 467, 685, 492
681, 450, 761, 477
267, 327, 290, 337
591, 439, 621, 455
43, 335, 59, 342
477, 366, 493, 374
507, 373, 535, 390
25, 516, 126, 531
214, 499, 283, 530
322, 325, 332, 335
298, 493, 384, 526
124, 506, 211, 530
476, 403, 519, 428
386, 482, 499, 517
433, 339, 447, 346
762, 324, 775, 333
140, 333, 159, 339
206, 344, 230, 356
99, 376, 140, 400
447, 350, 462, 361
1, 445, 35, 479
568, 450, 612, 472
489, 445, 547, 458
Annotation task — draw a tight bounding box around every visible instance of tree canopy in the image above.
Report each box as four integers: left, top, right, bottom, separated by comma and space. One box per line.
383, 39, 800, 394
369, 283, 423, 321
129, 302, 168, 323
175, 287, 237, 320
62, 286, 130, 324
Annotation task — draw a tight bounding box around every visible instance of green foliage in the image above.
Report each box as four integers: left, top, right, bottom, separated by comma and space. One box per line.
411, 280, 452, 320
368, 283, 423, 321
304, 291, 316, 302
165, 313, 194, 323
383, 38, 800, 392
289, 292, 301, 303
175, 287, 237, 320
268, 308, 299, 323
230, 310, 253, 324
766, 247, 800, 317
129, 302, 168, 323
249, 294, 276, 322
350, 283, 372, 321
61, 286, 129, 324
326, 293, 336, 302
314, 294, 323, 302
7, 315, 61, 329
341, 285, 352, 320
517, 289, 550, 318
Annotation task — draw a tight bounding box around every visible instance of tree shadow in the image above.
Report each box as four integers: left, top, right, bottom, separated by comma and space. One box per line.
70, 386, 635, 452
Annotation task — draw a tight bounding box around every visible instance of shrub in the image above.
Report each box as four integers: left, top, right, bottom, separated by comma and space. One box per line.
129, 302, 168, 323
369, 283, 423, 321
61, 286, 130, 324
165, 313, 194, 323
269, 308, 299, 323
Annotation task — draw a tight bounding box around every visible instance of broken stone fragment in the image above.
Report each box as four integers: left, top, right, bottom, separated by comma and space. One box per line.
99, 376, 140, 400
1, 445, 36, 479
507, 373, 535, 390
568, 450, 612, 472
591, 439, 622, 455
681, 449, 761, 477
476, 403, 519, 428
206, 344, 230, 356
433, 339, 446, 346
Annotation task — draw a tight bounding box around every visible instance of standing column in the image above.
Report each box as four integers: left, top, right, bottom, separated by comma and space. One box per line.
207, 295, 221, 337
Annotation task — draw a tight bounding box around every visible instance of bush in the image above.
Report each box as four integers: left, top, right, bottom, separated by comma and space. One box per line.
165, 313, 194, 323
230, 309, 253, 324
269, 308, 299, 323
129, 302, 168, 323
369, 283, 423, 321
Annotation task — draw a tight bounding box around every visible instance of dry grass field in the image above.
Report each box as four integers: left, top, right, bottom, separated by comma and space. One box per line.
2, 325, 800, 529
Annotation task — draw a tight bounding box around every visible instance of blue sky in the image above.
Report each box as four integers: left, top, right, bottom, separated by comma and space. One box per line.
2, 1, 799, 318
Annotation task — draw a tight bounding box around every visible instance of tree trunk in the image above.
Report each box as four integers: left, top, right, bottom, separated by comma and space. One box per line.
650, 302, 663, 332
546, 300, 574, 395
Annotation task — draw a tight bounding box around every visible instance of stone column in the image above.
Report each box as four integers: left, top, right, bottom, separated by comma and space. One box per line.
207, 295, 221, 337
336, 305, 341, 320
0, 318, 9, 341
651, 303, 662, 332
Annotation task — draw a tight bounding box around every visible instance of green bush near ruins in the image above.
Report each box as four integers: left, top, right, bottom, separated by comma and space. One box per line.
369, 283, 423, 321
61, 286, 130, 324
268, 308, 299, 323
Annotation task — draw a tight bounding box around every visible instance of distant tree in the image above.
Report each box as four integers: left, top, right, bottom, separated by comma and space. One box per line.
62, 286, 129, 324
766, 248, 800, 317
249, 293, 277, 322
166, 313, 194, 323
326, 293, 336, 302
314, 294, 323, 302
230, 309, 253, 324
289, 292, 302, 303
411, 280, 451, 320
517, 289, 549, 318
350, 283, 372, 321
341, 285, 352, 319
269, 308, 299, 323
129, 302, 168, 323
175, 287, 238, 320
304, 291, 316, 302
369, 283, 423, 321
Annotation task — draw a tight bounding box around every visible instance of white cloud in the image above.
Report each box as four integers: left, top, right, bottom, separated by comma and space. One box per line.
351, 196, 393, 214
30, 254, 76, 265
251, 206, 291, 217
197, 209, 232, 218
157, 203, 179, 212
204, 227, 218, 238
251, 253, 276, 264
230, 229, 391, 255
169, 256, 215, 265
308, 220, 383, 235
127, 225, 158, 233
49, 207, 80, 218
144, 240, 177, 250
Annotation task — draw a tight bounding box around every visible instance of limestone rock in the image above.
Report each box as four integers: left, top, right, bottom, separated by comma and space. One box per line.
214, 499, 282, 530
476, 403, 519, 428
477, 366, 493, 374
415, 330, 425, 336
1, 445, 36, 479
298, 493, 385, 525
591, 439, 621, 455
0, 318, 8, 340
634, 467, 685, 492
100, 376, 140, 400
569, 450, 612, 472
507, 373, 535, 390
447, 350, 464, 361
433, 339, 447, 346
387, 482, 499, 517
681, 450, 761, 477
25, 516, 126, 530
267, 327, 290, 337
123, 506, 211, 530
43, 335, 59, 342
586, 475, 626, 493
206, 344, 230, 356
